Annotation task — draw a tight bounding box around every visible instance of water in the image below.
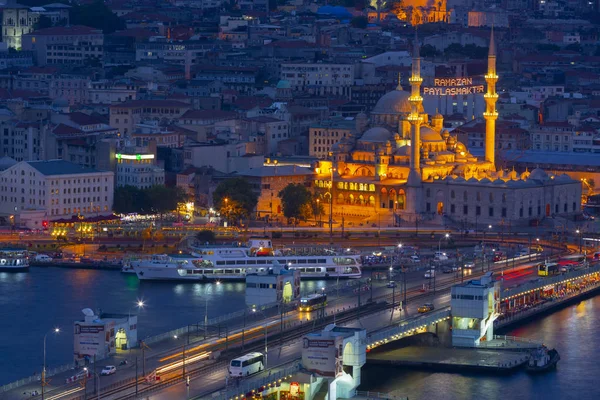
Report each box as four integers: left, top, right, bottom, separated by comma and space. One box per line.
0, 267, 328, 385
360, 295, 600, 400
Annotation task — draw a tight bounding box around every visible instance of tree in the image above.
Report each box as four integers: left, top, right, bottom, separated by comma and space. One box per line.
278, 183, 314, 223
213, 177, 258, 223
113, 185, 142, 214
70, 1, 125, 34
196, 229, 216, 244
420, 44, 439, 58
145, 186, 187, 214
350, 16, 368, 29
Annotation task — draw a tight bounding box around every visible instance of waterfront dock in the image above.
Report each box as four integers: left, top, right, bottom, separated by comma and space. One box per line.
367, 346, 529, 373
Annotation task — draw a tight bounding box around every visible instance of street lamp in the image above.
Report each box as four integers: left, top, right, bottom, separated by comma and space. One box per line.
576, 229, 583, 253
83, 368, 100, 400
252, 307, 269, 368
438, 233, 450, 254
328, 166, 336, 244
204, 281, 221, 338
316, 198, 321, 227
41, 328, 60, 400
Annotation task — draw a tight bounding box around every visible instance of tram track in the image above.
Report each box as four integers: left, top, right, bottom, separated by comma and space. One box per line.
68, 252, 565, 400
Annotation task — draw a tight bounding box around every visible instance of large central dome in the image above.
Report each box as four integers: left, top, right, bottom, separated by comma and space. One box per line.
371, 87, 424, 115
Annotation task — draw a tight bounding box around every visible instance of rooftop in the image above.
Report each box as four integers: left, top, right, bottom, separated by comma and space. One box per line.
26, 160, 107, 176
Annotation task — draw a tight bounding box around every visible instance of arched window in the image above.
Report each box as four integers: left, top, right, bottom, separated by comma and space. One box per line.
450, 190, 455, 199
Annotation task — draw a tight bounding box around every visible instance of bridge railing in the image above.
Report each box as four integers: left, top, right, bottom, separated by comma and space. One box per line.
367, 307, 451, 347
501, 263, 600, 300
142, 301, 282, 346
217, 360, 301, 400
0, 362, 76, 393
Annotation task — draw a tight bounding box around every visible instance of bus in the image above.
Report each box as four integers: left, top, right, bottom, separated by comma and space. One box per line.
558, 254, 587, 271
538, 262, 560, 277
298, 293, 327, 312
229, 352, 264, 377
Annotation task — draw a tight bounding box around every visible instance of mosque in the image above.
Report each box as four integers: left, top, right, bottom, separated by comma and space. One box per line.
314, 31, 582, 228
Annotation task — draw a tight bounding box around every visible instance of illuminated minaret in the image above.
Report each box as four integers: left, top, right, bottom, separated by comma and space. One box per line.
407, 30, 423, 181
484, 27, 499, 168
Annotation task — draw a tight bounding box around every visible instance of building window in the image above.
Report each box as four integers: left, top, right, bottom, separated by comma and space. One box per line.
489, 207, 494, 217
489, 193, 493, 203
426, 202, 431, 212
501, 208, 507, 217
519, 208, 524, 217
463, 205, 468, 215
450, 190, 455, 199
476, 192, 481, 202
463, 191, 468, 201
528, 207, 532, 216
450, 204, 455, 213
476, 206, 481, 216
502, 193, 506, 203
573, 202, 577, 211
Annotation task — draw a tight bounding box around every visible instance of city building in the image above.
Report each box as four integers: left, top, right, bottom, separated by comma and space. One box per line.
115, 147, 165, 189
1, 1, 69, 50
235, 165, 314, 220
73, 308, 138, 367
309, 118, 357, 159
245, 262, 300, 307
280, 62, 354, 97
312, 31, 582, 227
109, 100, 191, 136
184, 141, 263, 174
451, 272, 500, 347
0, 160, 114, 228
21, 25, 103, 66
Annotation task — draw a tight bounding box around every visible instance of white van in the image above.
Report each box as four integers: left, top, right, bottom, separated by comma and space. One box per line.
35, 254, 53, 263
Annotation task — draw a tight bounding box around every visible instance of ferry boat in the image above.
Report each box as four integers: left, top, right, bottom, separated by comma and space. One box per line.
130, 238, 362, 281
0, 248, 29, 272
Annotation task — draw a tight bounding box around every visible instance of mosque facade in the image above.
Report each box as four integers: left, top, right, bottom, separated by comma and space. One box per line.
313, 31, 582, 227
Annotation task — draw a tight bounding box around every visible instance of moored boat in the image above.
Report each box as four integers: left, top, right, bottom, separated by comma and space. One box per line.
526, 346, 560, 373
0, 248, 29, 272
131, 237, 362, 281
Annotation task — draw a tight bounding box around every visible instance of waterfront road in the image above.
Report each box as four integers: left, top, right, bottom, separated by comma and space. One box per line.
6, 255, 547, 400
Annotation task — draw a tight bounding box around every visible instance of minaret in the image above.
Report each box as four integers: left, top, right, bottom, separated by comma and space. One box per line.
407, 30, 423, 182
484, 27, 499, 168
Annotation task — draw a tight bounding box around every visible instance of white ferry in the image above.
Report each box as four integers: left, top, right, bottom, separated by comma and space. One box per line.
130, 238, 362, 281
0, 248, 29, 272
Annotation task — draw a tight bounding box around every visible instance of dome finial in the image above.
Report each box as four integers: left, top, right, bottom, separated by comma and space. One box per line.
396, 71, 403, 91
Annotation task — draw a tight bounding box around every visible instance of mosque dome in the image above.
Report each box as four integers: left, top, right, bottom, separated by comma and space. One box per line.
529, 168, 549, 181
493, 178, 505, 185
441, 130, 450, 140
421, 126, 444, 142
372, 88, 423, 115
480, 178, 492, 184
359, 127, 393, 143
556, 174, 573, 182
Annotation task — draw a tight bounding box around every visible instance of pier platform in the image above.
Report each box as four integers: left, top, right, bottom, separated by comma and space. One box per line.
367, 346, 529, 373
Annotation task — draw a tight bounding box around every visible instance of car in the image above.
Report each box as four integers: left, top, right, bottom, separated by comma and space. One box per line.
464, 261, 475, 269
387, 281, 397, 288
418, 303, 435, 313
451, 265, 461, 272
410, 255, 421, 263
100, 366, 116, 376
434, 254, 449, 262
34, 254, 53, 263
424, 269, 435, 278
442, 266, 453, 274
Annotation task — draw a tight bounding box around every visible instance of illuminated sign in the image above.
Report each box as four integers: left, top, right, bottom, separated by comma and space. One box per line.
115, 154, 155, 160
423, 77, 484, 96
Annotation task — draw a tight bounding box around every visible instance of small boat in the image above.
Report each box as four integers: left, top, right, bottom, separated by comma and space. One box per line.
527, 346, 560, 373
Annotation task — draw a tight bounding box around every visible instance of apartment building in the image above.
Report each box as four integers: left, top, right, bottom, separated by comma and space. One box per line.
280, 62, 354, 97
21, 25, 103, 65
